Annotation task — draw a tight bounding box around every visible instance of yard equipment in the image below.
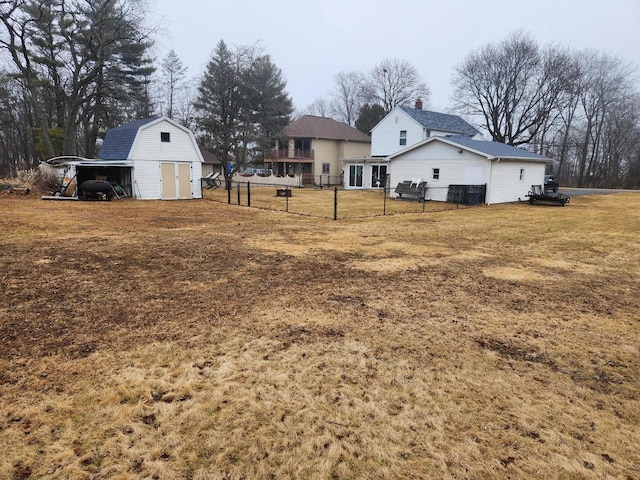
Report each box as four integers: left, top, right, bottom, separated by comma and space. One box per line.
78, 180, 127, 201
202, 171, 222, 189
394, 179, 427, 200
526, 185, 570, 206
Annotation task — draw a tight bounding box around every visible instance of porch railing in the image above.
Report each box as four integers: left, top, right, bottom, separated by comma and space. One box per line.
264, 149, 314, 160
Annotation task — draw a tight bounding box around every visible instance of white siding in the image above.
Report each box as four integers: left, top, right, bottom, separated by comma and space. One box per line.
371, 108, 424, 157
130, 121, 201, 163
487, 161, 545, 204
128, 118, 203, 200
389, 140, 547, 204
190, 161, 203, 199
132, 160, 162, 199
389, 143, 489, 201
343, 160, 388, 190
371, 108, 483, 157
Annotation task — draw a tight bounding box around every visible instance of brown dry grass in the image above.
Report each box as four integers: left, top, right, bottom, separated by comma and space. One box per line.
1, 192, 639, 479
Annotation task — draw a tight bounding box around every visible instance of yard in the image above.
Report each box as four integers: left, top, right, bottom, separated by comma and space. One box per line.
202, 183, 461, 218
1, 191, 639, 479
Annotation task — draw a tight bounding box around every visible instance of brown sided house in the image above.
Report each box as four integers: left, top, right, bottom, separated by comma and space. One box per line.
264, 115, 371, 186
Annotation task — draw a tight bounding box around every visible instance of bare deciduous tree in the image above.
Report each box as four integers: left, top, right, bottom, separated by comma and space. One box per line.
452, 31, 568, 147
452, 31, 640, 188
303, 97, 331, 117
161, 49, 187, 120
330, 71, 364, 126
572, 51, 637, 186
363, 58, 430, 113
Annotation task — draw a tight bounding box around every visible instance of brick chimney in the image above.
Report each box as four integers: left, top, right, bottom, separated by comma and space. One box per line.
415, 99, 423, 110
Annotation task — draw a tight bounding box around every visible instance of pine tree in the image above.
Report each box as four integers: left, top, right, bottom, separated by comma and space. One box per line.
195, 40, 292, 179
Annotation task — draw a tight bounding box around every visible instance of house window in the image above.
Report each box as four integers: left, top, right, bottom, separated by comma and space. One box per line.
432, 168, 440, 180
399, 130, 407, 146
161, 132, 171, 142
519, 168, 525, 181
322, 163, 330, 174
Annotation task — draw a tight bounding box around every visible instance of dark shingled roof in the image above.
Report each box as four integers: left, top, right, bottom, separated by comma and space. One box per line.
400, 108, 479, 137
98, 117, 160, 160
199, 146, 221, 164
282, 115, 371, 142
444, 136, 549, 161
388, 135, 550, 162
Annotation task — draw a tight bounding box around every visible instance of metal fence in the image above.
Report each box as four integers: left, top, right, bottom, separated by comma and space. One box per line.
205, 180, 475, 220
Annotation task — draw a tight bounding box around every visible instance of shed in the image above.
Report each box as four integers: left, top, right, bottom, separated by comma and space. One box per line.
97, 116, 203, 199
388, 136, 550, 204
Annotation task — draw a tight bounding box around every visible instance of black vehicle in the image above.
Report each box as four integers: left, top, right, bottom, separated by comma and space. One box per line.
544, 174, 559, 193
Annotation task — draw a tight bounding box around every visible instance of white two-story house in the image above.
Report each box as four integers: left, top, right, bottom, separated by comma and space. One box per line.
344, 100, 480, 190
371, 100, 481, 157
345, 100, 551, 204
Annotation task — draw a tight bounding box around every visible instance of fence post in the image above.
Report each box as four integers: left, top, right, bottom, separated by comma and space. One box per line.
237, 182, 241, 205
383, 182, 387, 216
227, 179, 231, 204
247, 181, 251, 207
333, 187, 338, 221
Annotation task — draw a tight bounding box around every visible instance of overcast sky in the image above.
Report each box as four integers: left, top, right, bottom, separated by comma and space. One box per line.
150, 0, 640, 114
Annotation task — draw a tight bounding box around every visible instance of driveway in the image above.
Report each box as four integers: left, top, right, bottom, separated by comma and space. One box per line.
559, 187, 640, 196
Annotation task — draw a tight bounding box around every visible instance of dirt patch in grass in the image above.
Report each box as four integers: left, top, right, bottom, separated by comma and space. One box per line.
1, 193, 639, 479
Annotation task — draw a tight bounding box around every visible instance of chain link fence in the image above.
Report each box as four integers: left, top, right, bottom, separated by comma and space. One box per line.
204, 180, 475, 220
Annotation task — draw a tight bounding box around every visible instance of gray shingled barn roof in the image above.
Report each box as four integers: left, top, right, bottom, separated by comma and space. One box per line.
98, 117, 160, 160
400, 108, 479, 137
282, 115, 371, 142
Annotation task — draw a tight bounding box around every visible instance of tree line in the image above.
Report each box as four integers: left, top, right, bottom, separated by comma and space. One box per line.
309, 32, 640, 189
452, 32, 640, 189
1, 2, 638, 188
0, 0, 155, 169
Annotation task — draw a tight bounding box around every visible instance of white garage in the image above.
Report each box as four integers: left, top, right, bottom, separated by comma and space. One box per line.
388, 136, 550, 204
